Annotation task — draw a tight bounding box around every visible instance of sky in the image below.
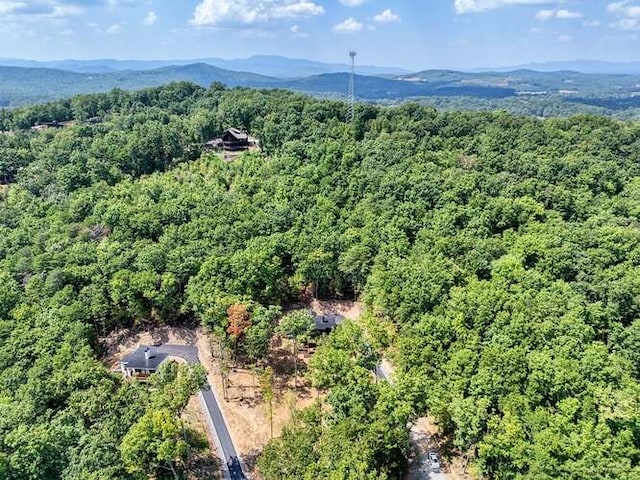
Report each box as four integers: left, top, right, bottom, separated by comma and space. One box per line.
0, 1, 639, 70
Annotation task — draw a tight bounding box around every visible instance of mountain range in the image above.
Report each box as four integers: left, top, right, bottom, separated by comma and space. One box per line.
5, 56, 640, 78
0, 55, 409, 78
482, 60, 640, 75
0, 63, 521, 108
2, 57, 640, 117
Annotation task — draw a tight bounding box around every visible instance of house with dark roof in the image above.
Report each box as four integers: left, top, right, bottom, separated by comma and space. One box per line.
221, 128, 250, 151
313, 313, 346, 332
204, 128, 259, 153
120, 346, 169, 380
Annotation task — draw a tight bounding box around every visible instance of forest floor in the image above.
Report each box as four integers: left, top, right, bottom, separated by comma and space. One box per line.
309, 298, 363, 319
216, 145, 261, 162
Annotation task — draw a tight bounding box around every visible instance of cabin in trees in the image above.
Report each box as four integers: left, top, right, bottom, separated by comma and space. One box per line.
205, 128, 257, 151
30, 121, 64, 131
119, 346, 168, 380
313, 313, 346, 333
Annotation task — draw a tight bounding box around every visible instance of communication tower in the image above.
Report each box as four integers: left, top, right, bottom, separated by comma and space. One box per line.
347, 50, 357, 123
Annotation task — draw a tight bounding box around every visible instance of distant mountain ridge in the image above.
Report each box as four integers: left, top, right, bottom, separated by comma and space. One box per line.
399, 69, 640, 98
0, 63, 521, 108
4, 56, 640, 78
481, 60, 640, 75
3, 62, 640, 117
0, 55, 410, 78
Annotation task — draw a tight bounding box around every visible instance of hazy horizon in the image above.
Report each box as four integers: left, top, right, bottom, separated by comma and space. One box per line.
1, 55, 640, 75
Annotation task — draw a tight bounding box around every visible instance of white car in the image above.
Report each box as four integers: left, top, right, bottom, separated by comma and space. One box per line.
429, 451, 441, 471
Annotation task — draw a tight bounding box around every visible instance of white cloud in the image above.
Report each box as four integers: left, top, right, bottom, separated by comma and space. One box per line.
611, 17, 640, 30
536, 9, 582, 20
52, 4, 83, 17
374, 9, 400, 23
192, 0, 324, 27
583, 20, 601, 27
556, 9, 581, 19
106, 23, 122, 34
535, 9, 554, 20
340, 0, 366, 6
455, 0, 559, 14
333, 17, 363, 32
290, 23, 309, 36
557, 34, 572, 42
143, 10, 157, 26
0, 2, 25, 16
0, 1, 86, 20
608, 1, 640, 30
608, 1, 640, 18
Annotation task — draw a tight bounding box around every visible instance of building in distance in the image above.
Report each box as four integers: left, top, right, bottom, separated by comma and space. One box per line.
205, 128, 259, 152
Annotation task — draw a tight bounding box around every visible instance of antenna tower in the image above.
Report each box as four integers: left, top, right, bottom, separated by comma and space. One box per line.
347, 50, 357, 123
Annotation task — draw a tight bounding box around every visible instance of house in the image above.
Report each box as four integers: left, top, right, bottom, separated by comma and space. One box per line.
120, 345, 169, 380
30, 121, 64, 131
204, 128, 259, 153
204, 128, 250, 152
220, 128, 250, 151
313, 313, 346, 332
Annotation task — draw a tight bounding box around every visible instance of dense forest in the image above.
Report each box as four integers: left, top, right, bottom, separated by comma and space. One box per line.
2, 82, 640, 479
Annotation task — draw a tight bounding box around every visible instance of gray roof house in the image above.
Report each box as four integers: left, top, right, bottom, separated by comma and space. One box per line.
120, 346, 169, 380
313, 313, 346, 332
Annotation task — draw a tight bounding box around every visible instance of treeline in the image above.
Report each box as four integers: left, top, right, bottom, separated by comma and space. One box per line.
1, 83, 640, 478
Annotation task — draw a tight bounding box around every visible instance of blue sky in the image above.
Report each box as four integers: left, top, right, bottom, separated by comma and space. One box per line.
0, 1, 638, 69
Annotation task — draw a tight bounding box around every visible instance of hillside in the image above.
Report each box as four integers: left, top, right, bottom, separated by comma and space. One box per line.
282, 72, 515, 99
0, 64, 277, 107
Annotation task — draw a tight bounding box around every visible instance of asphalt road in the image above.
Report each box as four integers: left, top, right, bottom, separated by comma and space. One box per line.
156, 344, 246, 479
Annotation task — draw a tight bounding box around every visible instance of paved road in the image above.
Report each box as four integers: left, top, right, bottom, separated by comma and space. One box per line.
156, 344, 246, 480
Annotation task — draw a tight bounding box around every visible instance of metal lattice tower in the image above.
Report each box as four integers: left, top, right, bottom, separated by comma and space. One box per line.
347, 50, 357, 123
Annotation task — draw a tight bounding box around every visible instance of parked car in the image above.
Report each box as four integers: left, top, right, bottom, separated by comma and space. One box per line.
429, 451, 440, 471
227, 456, 244, 479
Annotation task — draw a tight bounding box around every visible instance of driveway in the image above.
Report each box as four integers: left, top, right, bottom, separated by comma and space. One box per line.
375, 360, 449, 480
157, 344, 246, 479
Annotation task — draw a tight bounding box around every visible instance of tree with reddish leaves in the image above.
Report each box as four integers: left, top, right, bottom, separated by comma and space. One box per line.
226, 303, 251, 362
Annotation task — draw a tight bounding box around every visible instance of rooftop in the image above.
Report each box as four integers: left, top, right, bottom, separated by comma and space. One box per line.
224, 128, 249, 140
313, 313, 345, 331
120, 346, 169, 371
